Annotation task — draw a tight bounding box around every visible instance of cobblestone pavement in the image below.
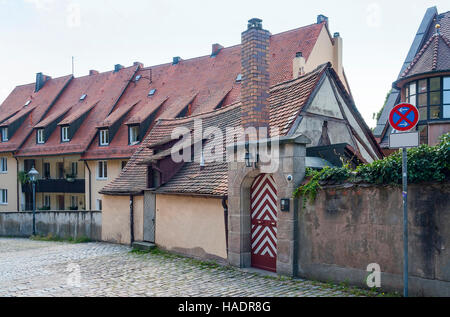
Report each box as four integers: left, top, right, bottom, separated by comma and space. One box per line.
0, 238, 367, 297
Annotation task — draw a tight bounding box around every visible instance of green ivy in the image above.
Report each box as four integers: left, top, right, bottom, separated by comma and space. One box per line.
294, 133, 450, 203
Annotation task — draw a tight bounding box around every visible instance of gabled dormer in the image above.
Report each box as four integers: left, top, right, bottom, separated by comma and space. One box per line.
96, 102, 138, 146
34, 107, 71, 145
0, 107, 36, 142
56, 101, 98, 143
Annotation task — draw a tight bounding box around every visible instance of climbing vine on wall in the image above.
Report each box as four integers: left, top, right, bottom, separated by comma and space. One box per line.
294, 133, 450, 204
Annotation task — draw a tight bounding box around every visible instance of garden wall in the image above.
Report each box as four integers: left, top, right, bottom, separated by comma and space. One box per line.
298, 182, 450, 297
0, 211, 102, 241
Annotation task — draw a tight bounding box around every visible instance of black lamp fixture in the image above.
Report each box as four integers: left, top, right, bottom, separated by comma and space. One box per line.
245, 150, 259, 168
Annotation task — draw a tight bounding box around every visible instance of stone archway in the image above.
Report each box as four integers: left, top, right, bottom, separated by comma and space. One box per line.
227, 134, 310, 276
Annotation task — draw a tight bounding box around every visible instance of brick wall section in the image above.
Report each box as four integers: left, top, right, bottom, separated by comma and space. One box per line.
241, 19, 271, 139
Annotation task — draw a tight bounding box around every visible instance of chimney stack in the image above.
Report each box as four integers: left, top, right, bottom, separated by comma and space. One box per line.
89, 70, 99, 76
333, 32, 343, 77
317, 14, 328, 25
172, 57, 181, 65
211, 43, 224, 57
35, 72, 50, 92
293, 52, 306, 79
114, 64, 124, 72
240, 18, 271, 140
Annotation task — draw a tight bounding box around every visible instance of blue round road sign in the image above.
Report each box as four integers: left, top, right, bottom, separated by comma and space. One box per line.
389, 103, 419, 132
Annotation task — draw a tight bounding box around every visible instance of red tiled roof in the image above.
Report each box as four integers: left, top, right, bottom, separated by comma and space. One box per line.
58, 101, 99, 126
400, 12, 450, 79
101, 64, 328, 196
15, 66, 138, 157
0, 75, 73, 153
34, 106, 71, 129
97, 101, 138, 128
84, 23, 325, 161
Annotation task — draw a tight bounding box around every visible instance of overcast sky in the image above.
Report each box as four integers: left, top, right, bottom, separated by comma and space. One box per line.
0, 0, 448, 127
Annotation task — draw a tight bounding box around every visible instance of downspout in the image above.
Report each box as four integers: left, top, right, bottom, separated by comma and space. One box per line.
84, 161, 92, 210
130, 195, 134, 246
222, 195, 228, 255
15, 156, 20, 212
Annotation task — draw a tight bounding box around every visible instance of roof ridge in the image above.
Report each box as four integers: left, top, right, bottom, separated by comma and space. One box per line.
156, 101, 241, 125
401, 33, 438, 77
269, 62, 329, 93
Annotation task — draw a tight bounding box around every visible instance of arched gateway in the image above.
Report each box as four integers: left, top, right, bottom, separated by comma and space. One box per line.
250, 174, 278, 272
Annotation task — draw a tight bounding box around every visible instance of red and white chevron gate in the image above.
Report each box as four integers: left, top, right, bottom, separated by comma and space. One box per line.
250, 174, 278, 272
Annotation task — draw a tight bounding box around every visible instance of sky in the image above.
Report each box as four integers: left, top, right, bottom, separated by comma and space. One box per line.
0, 0, 449, 128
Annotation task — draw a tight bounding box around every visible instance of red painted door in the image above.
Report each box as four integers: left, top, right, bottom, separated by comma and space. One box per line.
251, 174, 278, 272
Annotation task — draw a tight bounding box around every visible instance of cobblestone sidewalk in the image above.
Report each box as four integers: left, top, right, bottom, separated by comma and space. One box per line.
0, 238, 370, 297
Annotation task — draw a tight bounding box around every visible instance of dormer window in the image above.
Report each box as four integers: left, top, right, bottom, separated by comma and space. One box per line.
99, 129, 109, 146
129, 125, 140, 145
80, 94, 87, 101
61, 126, 70, 142
1, 127, 7, 142
37, 129, 45, 144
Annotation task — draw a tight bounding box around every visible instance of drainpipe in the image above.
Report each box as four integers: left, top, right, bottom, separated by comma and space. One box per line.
15, 157, 20, 212
222, 196, 228, 254
84, 161, 92, 210
130, 195, 134, 246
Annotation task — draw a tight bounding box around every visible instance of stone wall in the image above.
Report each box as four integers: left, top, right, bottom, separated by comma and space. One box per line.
0, 211, 102, 241
298, 182, 450, 297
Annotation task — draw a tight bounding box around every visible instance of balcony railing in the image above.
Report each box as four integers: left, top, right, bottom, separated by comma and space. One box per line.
22, 179, 85, 194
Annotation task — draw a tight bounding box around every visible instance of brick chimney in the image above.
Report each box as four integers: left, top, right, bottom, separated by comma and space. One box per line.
211, 43, 224, 57
240, 18, 271, 140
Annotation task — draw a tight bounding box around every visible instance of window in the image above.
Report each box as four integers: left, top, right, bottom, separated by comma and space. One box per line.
148, 89, 156, 96
24, 100, 31, 107
0, 189, 7, 205
129, 126, 140, 145
444, 77, 450, 119
61, 126, 70, 142
405, 76, 450, 121
37, 129, 45, 144
236, 74, 243, 82
99, 129, 109, 146
44, 163, 50, 179
0, 158, 7, 173
44, 195, 51, 208
80, 94, 87, 101
96, 199, 102, 211
97, 161, 107, 179
1, 127, 8, 142
71, 196, 78, 209
121, 161, 128, 170
417, 125, 428, 145
71, 162, 78, 177
135, 75, 142, 82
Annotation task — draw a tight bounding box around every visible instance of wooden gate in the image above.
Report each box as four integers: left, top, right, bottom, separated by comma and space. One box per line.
250, 174, 278, 272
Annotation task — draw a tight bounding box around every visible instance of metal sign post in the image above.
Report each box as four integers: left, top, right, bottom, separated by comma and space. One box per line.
388, 103, 420, 298
402, 148, 408, 297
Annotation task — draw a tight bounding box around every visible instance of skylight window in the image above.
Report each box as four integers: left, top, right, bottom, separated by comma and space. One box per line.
135, 75, 142, 82
24, 100, 31, 107
236, 74, 243, 82
80, 94, 87, 101
148, 89, 156, 96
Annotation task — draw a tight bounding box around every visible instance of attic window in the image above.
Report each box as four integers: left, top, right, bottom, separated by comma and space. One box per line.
1, 127, 8, 142
99, 129, 109, 146
61, 126, 70, 142
148, 89, 156, 96
135, 75, 142, 82
24, 100, 31, 107
37, 129, 45, 144
80, 94, 87, 101
236, 74, 243, 82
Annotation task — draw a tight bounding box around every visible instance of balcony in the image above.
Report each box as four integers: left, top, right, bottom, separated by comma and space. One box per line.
22, 179, 85, 194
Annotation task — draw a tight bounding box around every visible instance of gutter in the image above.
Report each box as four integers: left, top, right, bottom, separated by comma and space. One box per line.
84, 161, 92, 210
15, 156, 19, 212
222, 196, 229, 255
130, 195, 134, 245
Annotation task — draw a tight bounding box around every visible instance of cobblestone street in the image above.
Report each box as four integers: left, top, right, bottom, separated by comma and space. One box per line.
0, 238, 369, 297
